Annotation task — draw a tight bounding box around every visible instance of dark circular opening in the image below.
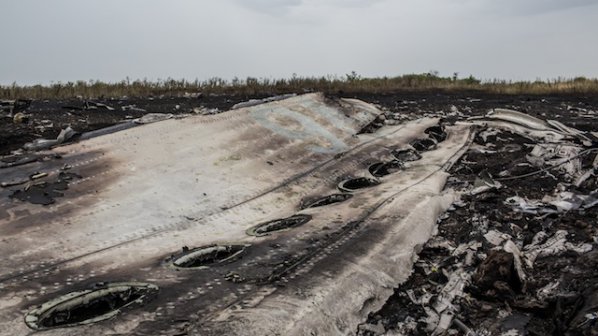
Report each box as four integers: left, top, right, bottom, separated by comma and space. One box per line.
391, 148, 422, 162
172, 244, 247, 268
368, 160, 403, 177
338, 177, 380, 192
25, 282, 159, 330
426, 127, 447, 142
247, 214, 312, 236
425, 125, 448, 142
424, 125, 443, 134
300, 193, 353, 209
410, 138, 437, 152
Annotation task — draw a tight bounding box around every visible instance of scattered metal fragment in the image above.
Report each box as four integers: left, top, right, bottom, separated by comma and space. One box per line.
526, 144, 583, 178
12, 112, 30, 123
536, 281, 560, 301
231, 94, 297, 110
430, 270, 472, 334
478, 128, 500, 142
504, 240, 527, 287
453, 318, 478, 336
469, 108, 595, 144
523, 230, 593, 266
9, 172, 81, 205
121, 105, 146, 112
0, 177, 29, 188
506, 190, 598, 214
10, 183, 62, 205
87, 101, 115, 111
0, 154, 40, 168
505, 196, 556, 215
134, 113, 174, 124
23, 126, 77, 151
484, 230, 512, 246
470, 170, 502, 195
542, 191, 598, 211
29, 172, 48, 180
62, 101, 115, 111
78, 121, 137, 140
193, 106, 219, 115
224, 271, 246, 283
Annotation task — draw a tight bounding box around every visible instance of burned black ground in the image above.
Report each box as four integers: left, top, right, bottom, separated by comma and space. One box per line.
359, 126, 598, 334
0, 93, 273, 155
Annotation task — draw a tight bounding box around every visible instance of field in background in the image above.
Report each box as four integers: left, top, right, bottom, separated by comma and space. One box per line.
2, 73, 598, 100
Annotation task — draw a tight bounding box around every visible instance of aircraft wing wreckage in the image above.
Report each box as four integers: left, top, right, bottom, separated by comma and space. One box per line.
0, 93, 472, 335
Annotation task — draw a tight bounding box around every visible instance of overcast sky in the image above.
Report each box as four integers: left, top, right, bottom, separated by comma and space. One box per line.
1, 0, 597, 85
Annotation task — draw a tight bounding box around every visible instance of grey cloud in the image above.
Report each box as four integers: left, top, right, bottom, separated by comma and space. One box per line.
231, 0, 384, 16
0, 0, 596, 84
231, 0, 303, 15
484, 0, 598, 15
309, 0, 386, 8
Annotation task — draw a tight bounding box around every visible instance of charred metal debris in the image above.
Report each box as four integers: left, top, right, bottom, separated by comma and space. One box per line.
8, 171, 81, 205
359, 110, 598, 336
7, 93, 596, 335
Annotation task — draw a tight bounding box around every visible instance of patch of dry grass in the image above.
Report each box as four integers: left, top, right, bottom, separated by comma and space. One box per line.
1, 74, 597, 99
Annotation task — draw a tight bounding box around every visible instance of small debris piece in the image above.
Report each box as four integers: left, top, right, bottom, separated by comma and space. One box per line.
470, 170, 502, 195
23, 127, 77, 151
13, 112, 30, 124
121, 105, 147, 113
9, 172, 81, 205
0, 154, 39, 168
29, 172, 48, 180
231, 94, 297, 110
135, 113, 174, 124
